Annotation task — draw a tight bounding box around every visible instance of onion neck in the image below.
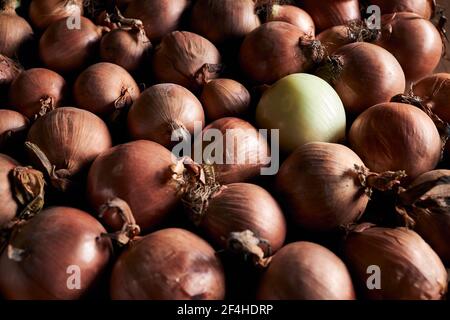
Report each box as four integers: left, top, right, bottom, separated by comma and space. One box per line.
227, 230, 272, 268
0, 0, 19, 12
194, 63, 223, 90
299, 36, 325, 65
355, 164, 407, 198
315, 55, 344, 84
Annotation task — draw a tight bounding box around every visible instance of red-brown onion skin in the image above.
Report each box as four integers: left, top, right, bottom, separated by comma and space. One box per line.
29, 0, 84, 30
343, 225, 448, 300
200, 79, 251, 121
266, 5, 315, 36
258, 242, 356, 300
413, 73, 450, 122
0, 110, 28, 149
9, 68, 67, 119
0, 8, 34, 58
324, 42, 406, 114
0, 154, 19, 228
27, 107, 112, 177
199, 117, 270, 185
276, 142, 368, 232
152, 31, 222, 92
190, 0, 261, 45
317, 25, 354, 55
201, 183, 286, 252
349, 102, 441, 180
110, 228, 226, 300
124, 0, 190, 42
0, 54, 22, 101
374, 13, 442, 82
73, 62, 140, 116
39, 17, 103, 74
240, 21, 319, 85
297, 0, 361, 32
87, 140, 179, 232
0, 207, 112, 300
127, 83, 205, 148
369, 0, 435, 19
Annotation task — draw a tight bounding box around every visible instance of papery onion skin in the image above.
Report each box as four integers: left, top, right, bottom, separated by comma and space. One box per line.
374, 13, 442, 82
413, 73, 450, 123
110, 228, 226, 300
319, 42, 406, 114
29, 0, 84, 30
199, 117, 270, 185
9, 68, 67, 119
39, 17, 104, 73
87, 140, 179, 232
0, 153, 19, 228
0, 110, 28, 149
27, 107, 112, 177
257, 73, 346, 153
265, 4, 315, 36
200, 79, 251, 121
0, 206, 112, 300
73, 62, 140, 116
0, 5, 34, 58
0, 54, 22, 102
258, 242, 356, 300
276, 142, 368, 232
127, 83, 205, 148
369, 0, 435, 19
317, 25, 354, 55
343, 224, 447, 300
349, 102, 441, 179
190, 0, 261, 45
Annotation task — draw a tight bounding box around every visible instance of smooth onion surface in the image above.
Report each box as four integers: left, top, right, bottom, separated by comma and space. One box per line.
29, 0, 84, 30
369, 0, 435, 19
0, 6, 33, 58
265, 4, 315, 36
0, 110, 28, 149
317, 25, 354, 55
0, 153, 19, 228
413, 73, 450, 122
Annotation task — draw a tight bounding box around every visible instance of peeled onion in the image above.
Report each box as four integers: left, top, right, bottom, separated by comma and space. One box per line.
413, 73, 450, 123
29, 0, 84, 30
264, 4, 315, 36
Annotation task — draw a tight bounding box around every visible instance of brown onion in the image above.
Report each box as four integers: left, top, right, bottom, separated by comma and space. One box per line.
87, 140, 179, 232
200, 79, 251, 121
9, 68, 67, 120
343, 224, 447, 300
317, 42, 405, 114
0, 54, 21, 102
124, 0, 190, 42
0, 110, 28, 150
349, 102, 442, 180
152, 31, 222, 93
258, 242, 356, 300
29, 0, 84, 30
26, 107, 112, 191
110, 228, 225, 300
73, 62, 140, 116
369, 0, 435, 19
127, 83, 205, 148
264, 4, 315, 36
190, 0, 261, 45
0, 154, 20, 228
39, 17, 104, 73
413, 73, 450, 122
239, 21, 325, 85
374, 13, 443, 82
0, 206, 112, 300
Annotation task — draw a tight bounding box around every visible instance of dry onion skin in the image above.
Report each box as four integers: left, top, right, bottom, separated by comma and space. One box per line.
343, 224, 448, 300
413, 73, 450, 123
110, 228, 226, 300
368, 0, 436, 19
317, 25, 355, 55
0, 110, 28, 150
264, 4, 315, 36
258, 242, 356, 300
349, 102, 441, 180
0, 154, 21, 227
29, 0, 84, 30
0, 54, 22, 102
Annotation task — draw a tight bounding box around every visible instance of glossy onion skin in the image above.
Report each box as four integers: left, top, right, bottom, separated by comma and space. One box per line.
266, 5, 315, 36
369, 0, 435, 19
0, 110, 28, 149
73, 62, 140, 116
343, 226, 447, 300
110, 228, 226, 300
317, 25, 354, 55
87, 140, 179, 232
413, 73, 450, 123
0, 10, 33, 58
201, 183, 286, 252
127, 83, 205, 148
0, 207, 112, 300
27, 107, 112, 177
276, 142, 368, 232
0, 154, 19, 228
258, 242, 356, 300
349, 102, 441, 180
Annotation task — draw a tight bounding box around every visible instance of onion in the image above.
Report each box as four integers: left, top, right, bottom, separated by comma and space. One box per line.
0, 54, 21, 102
87, 140, 179, 232
39, 17, 105, 73
256, 73, 346, 153
200, 79, 251, 121
9, 68, 67, 120
239, 21, 325, 85
343, 224, 448, 300
368, 0, 435, 19
29, 0, 84, 30
263, 4, 315, 36
413, 73, 450, 122
0, 0, 33, 58
190, 0, 261, 45
110, 228, 226, 300
374, 13, 443, 82
0, 110, 28, 150
152, 31, 222, 93
26, 107, 112, 192
0, 206, 112, 300
73, 62, 140, 117
317, 42, 406, 114
297, 0, 361, 32
124, 0, 190, 41
349, 102, 442, 179
127, 83, 205, 148
257, 242, 356, 300
197, 117, 270, 185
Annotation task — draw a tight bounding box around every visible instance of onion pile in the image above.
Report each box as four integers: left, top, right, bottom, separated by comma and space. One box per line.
413, 73, 450, 123
0, 110, 28, 150
263, 4, 315, 36
368, 0, 435, 19
29, 0, 84, 30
